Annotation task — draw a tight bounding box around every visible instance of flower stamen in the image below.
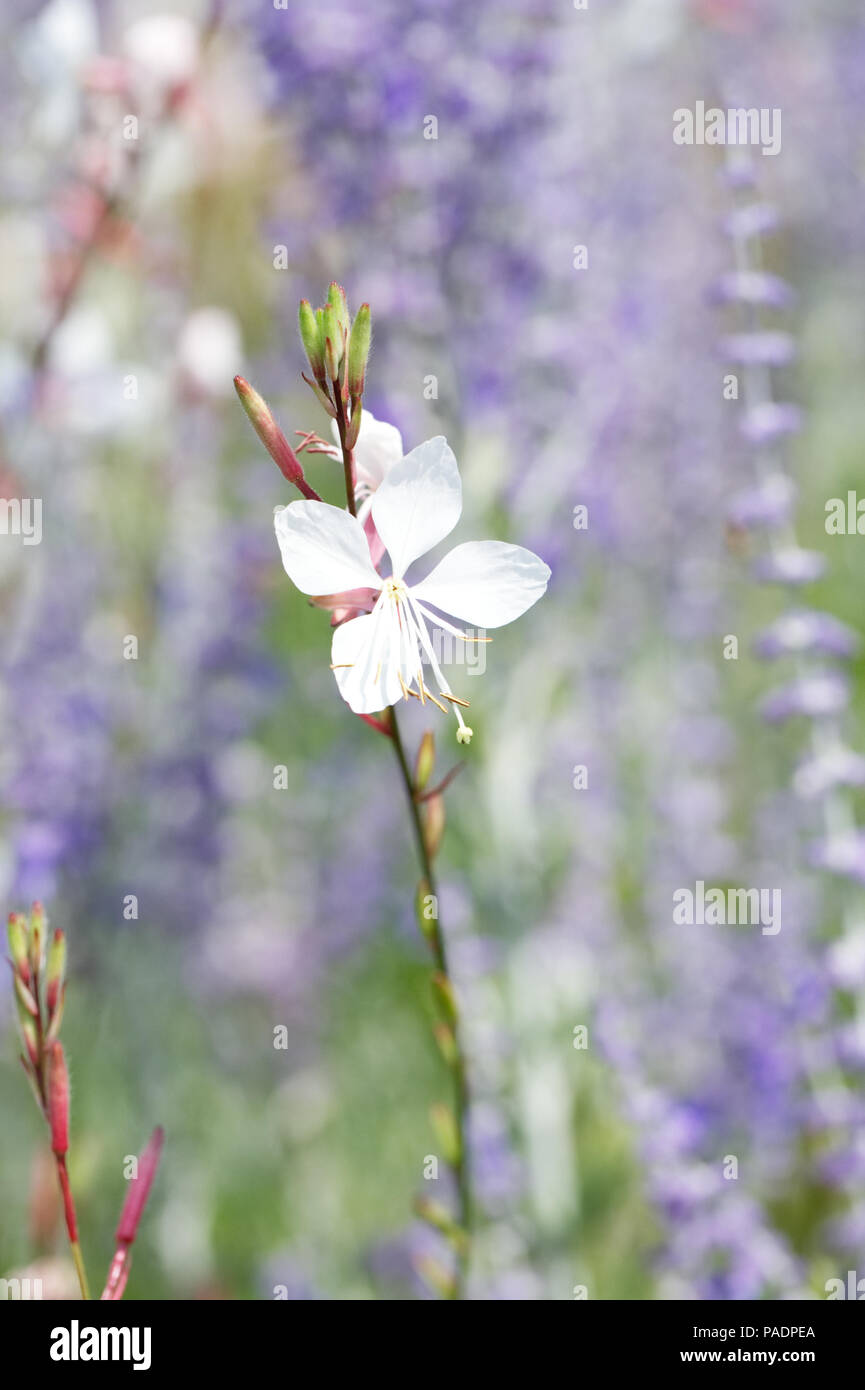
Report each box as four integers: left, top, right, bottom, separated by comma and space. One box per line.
405, 596, 474, 742
419, 679, 449, 715
414, 599, 492, 645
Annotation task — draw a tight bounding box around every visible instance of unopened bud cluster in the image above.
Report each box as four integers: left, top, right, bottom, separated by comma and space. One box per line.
298, 282, 371, 449
7, 904, 69, 1130
6, 902, 165, 1301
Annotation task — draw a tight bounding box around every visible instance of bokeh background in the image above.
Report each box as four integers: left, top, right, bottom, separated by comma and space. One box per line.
2, 0, 865, 1299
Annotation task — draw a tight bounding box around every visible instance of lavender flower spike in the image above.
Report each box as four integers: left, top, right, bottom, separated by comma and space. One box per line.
719, 332, 797, 367
761, 672, 850, 725
739, 403, 803, 446
755, 610, 859, 660
752, 549, 827, 586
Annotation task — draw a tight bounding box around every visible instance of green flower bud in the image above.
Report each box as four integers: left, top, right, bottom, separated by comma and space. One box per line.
15, 995, 39, 1069
414, 1196, 469, 1255
298, 299, 326, 384
433, 1023, 459, 1068
321, 301, 342, 380
46, 984, 66, 1043
46, 930, 66, 1018
414, 1254, 457, 1300
327, 282, 350, 343
431, 971, 458, 1026
27, 902, 46, 977
414, 731, 435, 791
7, 912, 30, 983
347, 303, 371, 397
429, 1101, 461, 1167
14, 971, 39, 1017
345, 401, 362, 450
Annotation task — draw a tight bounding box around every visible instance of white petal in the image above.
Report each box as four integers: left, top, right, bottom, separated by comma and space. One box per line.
411, 540, 550, 629
274, 501, 380, 596
331, 602, 418, 713
370, 436, 462, 580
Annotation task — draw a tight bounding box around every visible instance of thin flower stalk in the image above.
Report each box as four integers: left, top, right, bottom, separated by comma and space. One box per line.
7, 904, 89, 1298
240, 286, 550, 1297
7, 904, 164, 1300
101, 1127, 165, 1301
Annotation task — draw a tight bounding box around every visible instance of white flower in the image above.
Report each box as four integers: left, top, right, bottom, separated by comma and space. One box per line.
177, 307, 243, 396
328, 409, 403, 516
274, 437, 550, 741
123, 16, 199, 88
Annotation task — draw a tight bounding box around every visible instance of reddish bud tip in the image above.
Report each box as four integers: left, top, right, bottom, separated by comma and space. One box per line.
115, 1126, 165, 1247
234, 377, 321, 500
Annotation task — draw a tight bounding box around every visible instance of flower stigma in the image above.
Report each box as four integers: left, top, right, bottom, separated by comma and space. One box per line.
383, 576, 408, 604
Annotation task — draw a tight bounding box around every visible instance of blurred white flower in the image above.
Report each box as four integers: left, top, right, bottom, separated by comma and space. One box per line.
122, 15, 199, 90
49, 304, 112, 375
33, 0, 98, 70
43, 305, 158, 436
274, 436, 549, 741
1, 1255, 81, 1300
177, 307, 243, 397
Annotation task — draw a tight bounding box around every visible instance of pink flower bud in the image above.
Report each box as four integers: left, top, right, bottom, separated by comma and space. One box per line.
233, 377, 321, 500
116, 1126, 164, 1246
47, 1042, 70, 1156
423, 794, 446, 859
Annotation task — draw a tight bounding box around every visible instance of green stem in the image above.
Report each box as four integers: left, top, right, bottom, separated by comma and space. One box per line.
70, 1239, 91, 1302
56, 1155, 90, 1299
332, 392, 471, 1296
389, 707, 472, 1298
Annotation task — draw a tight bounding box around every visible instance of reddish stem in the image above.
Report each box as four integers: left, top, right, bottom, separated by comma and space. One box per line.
332, 380, 357, 515
55, 1155, 79, 1242
102, 1246, 132, 1302
100, 1126, 164, 1299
